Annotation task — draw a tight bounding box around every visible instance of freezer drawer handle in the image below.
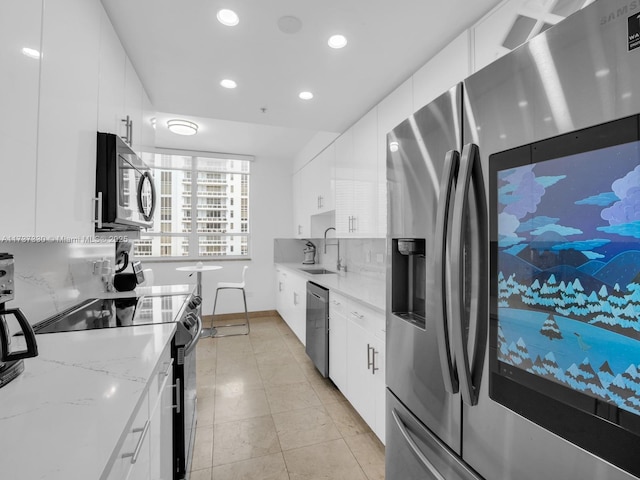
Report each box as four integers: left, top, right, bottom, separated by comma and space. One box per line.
391, 409, 446, 480
433, 149, 460, 395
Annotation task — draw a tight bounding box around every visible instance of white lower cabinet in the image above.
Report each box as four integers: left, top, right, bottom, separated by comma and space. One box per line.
275, 267, 307, 345
104, 341, 173, 480
329, 291, 386, 444
329, 293, 348, 393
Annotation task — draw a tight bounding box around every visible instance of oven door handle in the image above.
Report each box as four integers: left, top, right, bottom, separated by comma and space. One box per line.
183, 312, 202, 357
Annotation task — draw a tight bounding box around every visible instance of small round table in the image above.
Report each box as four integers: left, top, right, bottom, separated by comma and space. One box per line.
176, 264, 222, 337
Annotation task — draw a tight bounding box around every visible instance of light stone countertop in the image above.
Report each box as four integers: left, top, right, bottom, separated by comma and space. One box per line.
275, 263, 385, 312
0, 323, 176, 480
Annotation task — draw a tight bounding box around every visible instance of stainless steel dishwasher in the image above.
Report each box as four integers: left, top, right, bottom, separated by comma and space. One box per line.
305, 281, 329, 377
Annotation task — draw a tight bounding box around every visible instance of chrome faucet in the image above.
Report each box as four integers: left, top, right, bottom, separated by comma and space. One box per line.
324, 227, 346, 272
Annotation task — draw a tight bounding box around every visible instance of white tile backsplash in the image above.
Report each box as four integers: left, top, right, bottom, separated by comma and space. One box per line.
1, 242, 114, 324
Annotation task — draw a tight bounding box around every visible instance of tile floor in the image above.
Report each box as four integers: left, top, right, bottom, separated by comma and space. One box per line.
191, 312, 386, 480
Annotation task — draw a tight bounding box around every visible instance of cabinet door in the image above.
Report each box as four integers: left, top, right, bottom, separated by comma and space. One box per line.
275, 268, 287, 318
346, 319, 375, 426
472, 0, 582, 73
413, 31, 469, 111
97, 7, 126, 136
376, 79, 413, 239
292, 169, 309, 238
124, 57, 143, 150
370, 335, 386, 444
0, 0, 42, 236
36, 0, 101, 238
351, 108, 378, 238
140, 90, 156, 150
310, 144, 335, 214
290, 273, 307, 345
149, 359, 174, 480
334, 129, 354, 236
329, 294, 348, 392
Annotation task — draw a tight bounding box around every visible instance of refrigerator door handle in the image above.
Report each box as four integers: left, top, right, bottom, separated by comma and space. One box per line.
450, 143, 488, 407
392, 409, 447, 480
433, 149, 460, 394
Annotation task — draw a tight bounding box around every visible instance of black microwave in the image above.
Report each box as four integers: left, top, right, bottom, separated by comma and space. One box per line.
96, 132, 156, 231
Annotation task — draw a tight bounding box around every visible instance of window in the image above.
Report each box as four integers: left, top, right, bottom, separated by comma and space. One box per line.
133, 151, 252, 259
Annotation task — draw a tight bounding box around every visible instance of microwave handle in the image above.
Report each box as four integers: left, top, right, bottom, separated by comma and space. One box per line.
93, 191, 103, 229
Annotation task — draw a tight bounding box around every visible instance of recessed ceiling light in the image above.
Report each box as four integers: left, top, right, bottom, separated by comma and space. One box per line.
167, 119, 199, 136
328, 34, 347, 49
220, 79, 237, 89
299, 91, 314, 100
21, 47, 40, 59
217, 9, 239, 26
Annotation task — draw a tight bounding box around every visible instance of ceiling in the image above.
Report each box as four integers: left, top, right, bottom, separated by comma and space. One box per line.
101, 0, 502, 159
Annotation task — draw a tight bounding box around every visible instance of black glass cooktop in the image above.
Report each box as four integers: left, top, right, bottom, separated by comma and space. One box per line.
34, 294, 190, 334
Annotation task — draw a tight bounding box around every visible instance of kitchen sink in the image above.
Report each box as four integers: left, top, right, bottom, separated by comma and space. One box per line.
301, 268, 336, 275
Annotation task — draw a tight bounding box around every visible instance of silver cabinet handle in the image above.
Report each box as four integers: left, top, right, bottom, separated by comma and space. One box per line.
367, 344, 379, 374
122, 420, 150, 463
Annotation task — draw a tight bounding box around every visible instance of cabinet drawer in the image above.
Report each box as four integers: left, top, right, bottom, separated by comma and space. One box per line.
329, 292, 349, 318
105, 395, 150, 480
347, 300, 385, 340
148, 342, 172, 412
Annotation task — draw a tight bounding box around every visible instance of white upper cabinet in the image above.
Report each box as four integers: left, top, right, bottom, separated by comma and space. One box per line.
413, 31, 470, 111
472, 0, 584, 73
35, 0, 102, 238
306, 144, 335, 215
377, 79, 413, 239
0, 0, 42, 236
336, 109, 378, 238
292, 168, 310, 238
98, 8, 149, 153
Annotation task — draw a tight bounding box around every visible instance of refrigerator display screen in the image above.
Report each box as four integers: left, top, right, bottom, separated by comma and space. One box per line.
490, 115, 640, 458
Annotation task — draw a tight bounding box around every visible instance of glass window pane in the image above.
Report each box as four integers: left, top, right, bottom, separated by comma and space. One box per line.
134, 235, 190, 257
198, 235, 249, 256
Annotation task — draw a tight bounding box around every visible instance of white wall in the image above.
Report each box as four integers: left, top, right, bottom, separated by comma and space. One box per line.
143, 155, 293, 315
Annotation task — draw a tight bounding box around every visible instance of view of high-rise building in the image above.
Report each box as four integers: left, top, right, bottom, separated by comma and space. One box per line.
133, 152, 251, 258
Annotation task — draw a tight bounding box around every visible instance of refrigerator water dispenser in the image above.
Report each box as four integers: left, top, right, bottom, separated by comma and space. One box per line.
391, 238, 426, 328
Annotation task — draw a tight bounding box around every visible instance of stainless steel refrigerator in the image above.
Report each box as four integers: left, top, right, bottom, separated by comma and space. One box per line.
386, 1, 640, 479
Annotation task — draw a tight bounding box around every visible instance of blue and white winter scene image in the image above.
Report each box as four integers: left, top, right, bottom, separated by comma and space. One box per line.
496, 140, 640, 416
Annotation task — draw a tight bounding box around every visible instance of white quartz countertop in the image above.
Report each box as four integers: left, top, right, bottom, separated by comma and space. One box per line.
275, 263, 385, 312
0, 323, 176, 480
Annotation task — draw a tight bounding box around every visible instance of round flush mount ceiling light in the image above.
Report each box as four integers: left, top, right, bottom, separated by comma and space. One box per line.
299, 91, 314, 100
220, 78, 237, 89
167, 119, 199, 136
389, 141, 399, 153
328, 34, 347, 49
217, 9, 239, 26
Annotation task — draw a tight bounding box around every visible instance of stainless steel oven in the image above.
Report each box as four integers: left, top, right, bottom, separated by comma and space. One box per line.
96, 132, 156, 231
34, 292, 202, 480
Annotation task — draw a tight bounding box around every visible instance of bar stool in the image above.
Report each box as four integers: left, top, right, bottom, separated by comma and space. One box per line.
211, 265, 250, 337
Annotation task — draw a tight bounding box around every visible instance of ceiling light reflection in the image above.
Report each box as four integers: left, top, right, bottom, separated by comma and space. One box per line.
167, 119, 199, 135
22, 47, 40, 59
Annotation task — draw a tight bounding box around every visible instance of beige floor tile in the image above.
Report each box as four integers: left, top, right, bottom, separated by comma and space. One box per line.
191, 426, 214, 471
210, 452, 289, 480
324, 400, 372, 437
265, 381, 323, 414
251, 336, 289, 355
255, 348, 297, 367
214, 387, 271, 424
309, 378, 347, 405
212, 415, 281, 467
345, 433, 386, 480
216, 367, 264, 392
273, 405, 342, 451
189, 467, 212, 480
216, 335, 253, 355
283, 438, 367, 480
216, 355, 258, 376
197, 395, 215, 427
197, 373, 217, 399
259, 361, 308, 387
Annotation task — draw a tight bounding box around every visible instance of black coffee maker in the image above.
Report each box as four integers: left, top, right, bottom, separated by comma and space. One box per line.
0, 253, 38, 389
